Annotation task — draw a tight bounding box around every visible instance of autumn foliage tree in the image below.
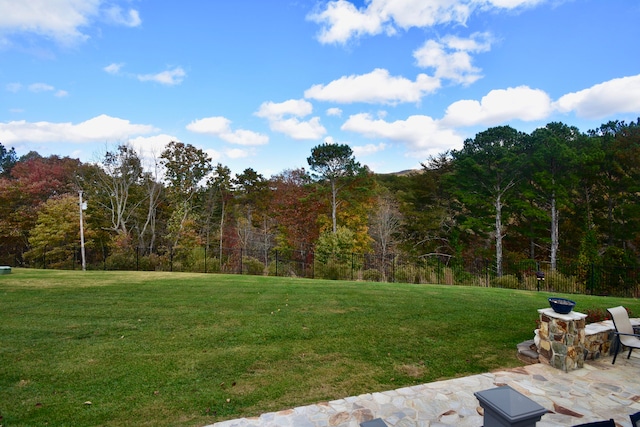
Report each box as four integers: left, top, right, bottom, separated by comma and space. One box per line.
269, 169, 322, 254
2, 116, 640, 291
24, 194, 93, 268
0, 154, 80, 264
160, 141, 212, 249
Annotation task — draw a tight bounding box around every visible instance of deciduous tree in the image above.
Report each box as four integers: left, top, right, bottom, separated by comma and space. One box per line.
160, 141, 212, 248
24, 194, 94, 268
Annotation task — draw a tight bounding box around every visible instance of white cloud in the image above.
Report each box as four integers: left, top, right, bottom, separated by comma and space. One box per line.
29, 83, 55, 93
129, 134, 176, 158
256, 99, 314, 119
342, 113, 464, 158
104, 63, 124, 74
442, 86, 553, 127
324, 136, 337, 144
187, 116, 229, 134
225, 148, 253, 159
128, 134, 179, 174
307, 0, 385, 45
413, 32, 493, 85
104, 6, 141, 27
352, 142, 387, 157
270, 117, 327, 140
137, 67, 186, 86
186, 116, 268, 146
108, 64, 187, 87
204, 148, 223, 163
327, 107, 343, 117
0, 114, 157, 144
305, 68, 440, 104
307, 0, 535, 45
488, 0, 544, 8
26, 82, 69, 97
554, 74, 640, 119
0, 0, 141, 45
256, 99, 326, 140
0, 0, 95, 44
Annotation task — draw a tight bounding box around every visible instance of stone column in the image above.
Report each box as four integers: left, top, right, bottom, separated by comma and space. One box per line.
537, 308, 587, 372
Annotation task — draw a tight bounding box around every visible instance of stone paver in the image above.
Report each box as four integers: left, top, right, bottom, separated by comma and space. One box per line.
207, 352, 640, 427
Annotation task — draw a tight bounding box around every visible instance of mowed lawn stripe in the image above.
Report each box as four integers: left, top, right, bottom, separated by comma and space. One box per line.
1, 269, 638, 426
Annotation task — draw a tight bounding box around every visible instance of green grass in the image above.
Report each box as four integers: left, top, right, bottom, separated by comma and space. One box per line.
1, 269, 638, 426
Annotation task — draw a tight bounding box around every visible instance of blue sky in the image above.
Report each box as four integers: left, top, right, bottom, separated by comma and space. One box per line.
1, 0, 639, 177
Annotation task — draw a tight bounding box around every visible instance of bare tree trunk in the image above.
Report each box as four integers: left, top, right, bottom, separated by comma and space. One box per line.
219, 197, 226, 263
550, 193, 559, 270
370, 195, 401, 261
139, 179, 161, 253
495, 193, 503, 277
331, 179, 337, 234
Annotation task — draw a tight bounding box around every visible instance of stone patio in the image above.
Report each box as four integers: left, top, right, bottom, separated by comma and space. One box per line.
207, 352, 640, 427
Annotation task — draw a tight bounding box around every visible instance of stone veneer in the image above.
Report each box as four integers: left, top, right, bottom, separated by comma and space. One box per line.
583, 318, 640, 360
537, 308, 586, 372
583, 321, 615, 360
535, 309, 640, 371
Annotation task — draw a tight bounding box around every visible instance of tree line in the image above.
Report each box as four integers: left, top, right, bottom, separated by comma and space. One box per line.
1, 118, 639, 287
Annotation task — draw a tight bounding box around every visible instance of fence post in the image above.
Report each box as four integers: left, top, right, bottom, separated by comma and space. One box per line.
239, 248, 243, 275
170, 247, 173, 272
392, 254, 395, 283
43, 245, 47, 269
351, 253, 354, 281
204, 245, 207, 274
275, 250, 278, 277
136, 247, 139, 271
485, 259, 489, 287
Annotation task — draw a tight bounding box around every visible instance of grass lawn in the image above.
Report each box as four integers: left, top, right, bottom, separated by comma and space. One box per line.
1, 269, 639, 426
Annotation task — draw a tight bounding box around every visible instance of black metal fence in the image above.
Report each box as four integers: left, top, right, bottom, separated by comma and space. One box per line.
5, 244, 640, 298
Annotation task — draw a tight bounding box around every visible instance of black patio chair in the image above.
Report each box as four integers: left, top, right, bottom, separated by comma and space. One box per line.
573, 420, 615, 427
630, 410, 640, 427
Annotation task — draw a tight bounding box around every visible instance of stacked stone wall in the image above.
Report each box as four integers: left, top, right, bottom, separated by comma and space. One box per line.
537, 309, 586, 372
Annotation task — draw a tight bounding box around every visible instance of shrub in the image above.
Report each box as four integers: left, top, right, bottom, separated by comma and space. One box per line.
544, 270, 580, 293
130, 253, 164, 271
521, 274, 542, 291
442, 267, 455, 285
267, 260, 287, 276
242, 256, 265, 275
584, 308, 610, 324
394, 264, 420, 284
493, 274, 519, 289
315, 260, 349, 280
191, 256, 221, 273
584, 306, 635, 324
362, 268, 383, 282
105, 251, 136, 270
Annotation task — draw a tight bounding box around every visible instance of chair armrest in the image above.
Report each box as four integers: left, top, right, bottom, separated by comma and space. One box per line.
613, 331, 640, 338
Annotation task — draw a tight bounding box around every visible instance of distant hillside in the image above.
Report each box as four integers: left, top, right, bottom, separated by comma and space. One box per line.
376, 169, 422, 177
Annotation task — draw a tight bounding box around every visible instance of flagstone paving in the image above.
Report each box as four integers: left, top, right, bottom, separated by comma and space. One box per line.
208, 352, 640, 427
